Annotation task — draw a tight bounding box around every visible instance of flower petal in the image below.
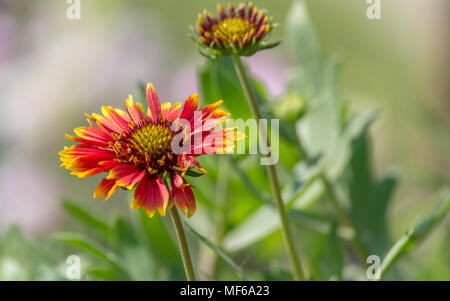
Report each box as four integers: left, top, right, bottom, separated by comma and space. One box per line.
93, 178, 119, 201
177, 154, 207, 175
59, 145, 118, 178
171, 172, 196, 218
125, 94, 145, 126
106, 164, 146, 189
65, 127, 113, 147
101, 106, 130, 132
131, 174, 169, 218
191, 127, 245, 155
180, 94, 199, 121
146, 83, 161, 122
161, 102, 182, 121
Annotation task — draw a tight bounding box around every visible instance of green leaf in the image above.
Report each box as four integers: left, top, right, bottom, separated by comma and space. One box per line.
198, 57, 253, 120
223, 205, 279, 253
184, 222, 252, 281
258, 41, 282, 52
138, 210, 180, 267
184, 169, 206, 178
340, 123, 399, 256
299, 222, 344, 280
379, 189, 450, 279
294, 59, 341, 163
62, 199, 110, 237
111, 217, 156, 280
288, 210, 353, 240
286, 0, 323, 97
222, 201, 344, 253
53, 232, 124, 270
221, 158, 323, 253
284, 159, 321, 209
85, 267, 117, 281
326, 109, 379, 180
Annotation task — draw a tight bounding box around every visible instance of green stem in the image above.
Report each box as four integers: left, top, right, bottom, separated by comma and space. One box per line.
170, 206, 195, 281
320, 173, 369, 262
233, 55, 305, 281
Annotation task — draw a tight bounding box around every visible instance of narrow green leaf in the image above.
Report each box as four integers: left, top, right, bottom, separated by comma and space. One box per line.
62, 199, 110, 236
184, 222, 252, 281
223, 205, 279, 253
379, 189, 450, 279
53, 232, 124, 270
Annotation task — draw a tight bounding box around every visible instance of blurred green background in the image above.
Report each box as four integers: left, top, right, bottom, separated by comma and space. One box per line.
0, 0, 448, 280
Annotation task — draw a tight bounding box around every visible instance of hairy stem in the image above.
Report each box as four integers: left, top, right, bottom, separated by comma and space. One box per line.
170, 206, 195, 281
233, 55, 305, 281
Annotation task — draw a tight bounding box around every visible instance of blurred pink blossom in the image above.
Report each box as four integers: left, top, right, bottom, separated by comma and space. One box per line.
247, 49, 289, 98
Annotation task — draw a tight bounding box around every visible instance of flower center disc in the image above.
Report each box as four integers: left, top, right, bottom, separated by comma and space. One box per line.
212, 17, 254, 42
128, 123, 173, 164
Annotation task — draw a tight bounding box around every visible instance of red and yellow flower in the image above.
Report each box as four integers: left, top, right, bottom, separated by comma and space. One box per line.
192, 2, 279, 58
60, 83, 244, 218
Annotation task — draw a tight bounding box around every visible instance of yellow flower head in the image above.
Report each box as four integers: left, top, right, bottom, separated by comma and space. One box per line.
192, 2, 279, 58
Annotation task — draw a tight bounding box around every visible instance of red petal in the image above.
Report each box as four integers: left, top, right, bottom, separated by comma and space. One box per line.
89, 112, 123, 134
171, 173, 196, 218
106, 164, 145, 189
66, 127, 113, 147
180, 94, 199, 121
60, 144, 115, 158
93, 178, 119, 201
161, 102, 182, 121
59, 145, 118, 178
101, 106, 131, 133
194, 128, 244, 154
177, 154, 207, 175
146, 83, 161, 122
131, 175, 169, 218
200, 100, 223, 120
125, 95, 145, 126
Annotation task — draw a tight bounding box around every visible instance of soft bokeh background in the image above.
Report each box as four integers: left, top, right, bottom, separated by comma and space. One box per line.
0, 0, 448, 280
